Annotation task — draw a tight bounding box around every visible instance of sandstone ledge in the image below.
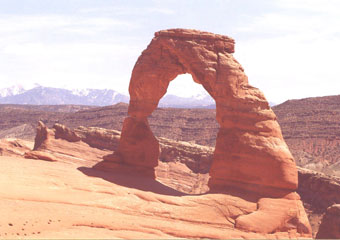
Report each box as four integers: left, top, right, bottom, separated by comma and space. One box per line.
19, 123, 312, 238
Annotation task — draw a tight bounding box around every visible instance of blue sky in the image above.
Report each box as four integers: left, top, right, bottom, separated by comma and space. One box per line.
0, 0, 340, 103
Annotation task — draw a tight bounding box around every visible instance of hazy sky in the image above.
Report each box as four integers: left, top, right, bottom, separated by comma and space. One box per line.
0, 0, 339, 103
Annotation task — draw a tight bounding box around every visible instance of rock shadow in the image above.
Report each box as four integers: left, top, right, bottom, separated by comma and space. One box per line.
208, 182, 297, 203
78, 166, 187, 197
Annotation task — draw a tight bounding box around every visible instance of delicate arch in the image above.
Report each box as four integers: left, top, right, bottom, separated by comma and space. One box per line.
98, 29, 298, 195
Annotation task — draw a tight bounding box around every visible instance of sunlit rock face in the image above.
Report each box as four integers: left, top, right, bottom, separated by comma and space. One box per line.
93, 29, 308, 237
100, 28, 297, 195
22, 122, 312, 238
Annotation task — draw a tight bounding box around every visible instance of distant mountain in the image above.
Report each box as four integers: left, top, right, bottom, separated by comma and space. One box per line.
0, 85, 25, 97
0, 86, 129, 106
0, 86, 216, 108
158, 93, 214, 108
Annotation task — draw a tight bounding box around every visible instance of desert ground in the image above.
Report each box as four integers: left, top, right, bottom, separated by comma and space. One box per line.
1, 28, 340, 239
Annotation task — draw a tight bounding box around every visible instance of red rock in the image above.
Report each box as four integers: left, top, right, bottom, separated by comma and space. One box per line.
74, 126, 121, 151
298, 167, 340, 236
20, 123, 312, 237
33, 121, 52, 150
54, 123, 81, 142
25, 123, 111, 164
235, 198, 310, 234
298, 167, 340, 212
0, 138, 33, 157
99, 28, 297, 195
316, 204, 340, 239
24, 151, 58, 162
0, 153, 310, 239
158, 137, 213, 174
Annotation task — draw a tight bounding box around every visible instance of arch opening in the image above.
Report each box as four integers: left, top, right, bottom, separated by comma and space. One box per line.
149, 73, 218, 194
96, 29, 299, 196
158, 73, 215, 109
149, 73, 218, 146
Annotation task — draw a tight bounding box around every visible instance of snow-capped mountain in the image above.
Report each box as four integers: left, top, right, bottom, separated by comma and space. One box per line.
0, 86, 129, 106
0, 85, 26, 98
159, 92, 215, 108
0, 85, 216, 108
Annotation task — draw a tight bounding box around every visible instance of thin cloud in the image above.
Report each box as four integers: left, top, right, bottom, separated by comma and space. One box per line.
232, 0, 340, 103
276, 0, 340, 14
0, 13, 143, 93
0, 14, 136, 37
78, 6, 175, 16
0, 0, 339, 103
147, 7, 175, 15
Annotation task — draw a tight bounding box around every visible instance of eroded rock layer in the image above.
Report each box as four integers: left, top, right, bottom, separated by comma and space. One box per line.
102, 28, 298, 195
20, 123, 311, 238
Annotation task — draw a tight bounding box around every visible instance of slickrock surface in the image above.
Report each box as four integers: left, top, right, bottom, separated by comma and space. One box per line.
25, 122, 213, 195
16, 123, 311, 238
316, 204, 340, 239
0, 154, 311, 239
103, 28, 298, 196
0, 138, 33, 156
4, 122, 337, 235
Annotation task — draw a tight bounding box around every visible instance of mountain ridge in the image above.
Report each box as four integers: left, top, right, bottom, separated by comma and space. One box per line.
0, 85, 216, 108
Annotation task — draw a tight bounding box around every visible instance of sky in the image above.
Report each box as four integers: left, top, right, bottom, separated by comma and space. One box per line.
0, 0, 340, 104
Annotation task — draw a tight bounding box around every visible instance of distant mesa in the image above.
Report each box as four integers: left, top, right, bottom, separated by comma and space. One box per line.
273, 95, 340, 176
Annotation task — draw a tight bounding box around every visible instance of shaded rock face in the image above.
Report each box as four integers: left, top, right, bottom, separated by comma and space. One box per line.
23, 123, 312, 237
298, 167, 340, 212
316, 204, 340, 239
100, 28, 297, 195
297, 167, 340, 236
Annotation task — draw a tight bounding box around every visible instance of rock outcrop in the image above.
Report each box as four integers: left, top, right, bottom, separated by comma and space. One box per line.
3, 95, 340, 179
0, 138, 33, 157
298, 167, 340, 236
22, 123, 311, 237
17, 123, 340, 236
298, 167, 340, 212
25, 122, 111, 164
316, 204, 340, 239
97, 28, 297, 196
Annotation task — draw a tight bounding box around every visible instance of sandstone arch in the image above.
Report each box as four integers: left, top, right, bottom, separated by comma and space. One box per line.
101, 29, 298, 195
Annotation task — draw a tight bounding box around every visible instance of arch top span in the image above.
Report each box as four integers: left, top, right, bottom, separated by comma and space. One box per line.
100, 28, 298, 195
155, 28, 235, 53
128, 28, 249, 119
